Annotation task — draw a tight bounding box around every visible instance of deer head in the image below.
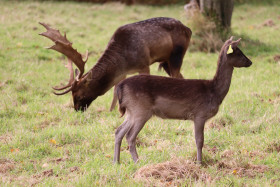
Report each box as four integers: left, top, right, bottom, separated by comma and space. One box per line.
39, 22, 95, 111
223, 36, 252, 68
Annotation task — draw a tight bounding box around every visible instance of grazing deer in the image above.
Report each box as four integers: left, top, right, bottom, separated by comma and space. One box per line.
39, 17, 192, 112
114, 37, 252, 164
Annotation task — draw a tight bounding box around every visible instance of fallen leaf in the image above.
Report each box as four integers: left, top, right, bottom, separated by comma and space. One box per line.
11, 148, 19, 153
49, 139, 57, 145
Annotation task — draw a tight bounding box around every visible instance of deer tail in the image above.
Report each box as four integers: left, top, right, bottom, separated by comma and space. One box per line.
116, 84, 126, 117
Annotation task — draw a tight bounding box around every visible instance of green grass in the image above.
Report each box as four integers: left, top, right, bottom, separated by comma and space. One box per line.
0, 0, 280, 186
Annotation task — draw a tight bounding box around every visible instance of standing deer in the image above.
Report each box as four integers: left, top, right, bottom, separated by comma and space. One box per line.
114, 37, 252, 164
39, 17, 192, 112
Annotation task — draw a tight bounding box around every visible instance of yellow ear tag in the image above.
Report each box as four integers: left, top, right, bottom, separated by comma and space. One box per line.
227, 45, 233, 54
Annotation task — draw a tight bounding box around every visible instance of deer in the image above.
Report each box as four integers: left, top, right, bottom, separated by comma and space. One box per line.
39, 17, 192, 112
113, 37, 252, 164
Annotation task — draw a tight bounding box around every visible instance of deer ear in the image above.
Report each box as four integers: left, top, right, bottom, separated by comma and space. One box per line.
85, 71, 93, 81
83, 71, 92, 87
227, 45, 233, 54
231, 38, 241, 49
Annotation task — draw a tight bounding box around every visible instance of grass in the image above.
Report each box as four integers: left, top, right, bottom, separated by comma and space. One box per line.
0, 0, 280, 186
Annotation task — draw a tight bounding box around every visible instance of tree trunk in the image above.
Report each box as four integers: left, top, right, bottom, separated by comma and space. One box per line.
122, 0, 134, 5
199, 0, 234, 29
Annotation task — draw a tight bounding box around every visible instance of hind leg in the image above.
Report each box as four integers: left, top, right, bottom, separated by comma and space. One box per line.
125, 113, 152, 163
169, 45, 186, 79
114, 120, 131, 163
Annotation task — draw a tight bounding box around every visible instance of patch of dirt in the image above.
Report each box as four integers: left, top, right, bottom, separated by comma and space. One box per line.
249, 151, 267, 159
0, 159, 15, 173
274, 55, 280, 63
39, 120, 50, 129
134, 158, 211, 186
216, 161, 268, 178
0, 173, 40, 186
49, 156, 69, 164
205, 146, 218, 154
0, 160, 40, 185
262, 19, 275, 27
267, 141, 280, 153
208, 122, 223, 130
136, 137, 156, 148
69, 166, 80, 173
209, 115, 234, 130
221, 150, 235, 158
0, 133, 13, 144
133, 151, 270, 185
33, 169, 54, 179
37, 117, 61, 129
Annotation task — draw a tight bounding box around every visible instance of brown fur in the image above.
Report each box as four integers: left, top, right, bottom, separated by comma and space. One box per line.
114, 37, 252, 164
41, 17, 192, 112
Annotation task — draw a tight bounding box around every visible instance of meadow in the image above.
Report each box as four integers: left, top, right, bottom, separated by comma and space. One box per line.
0, 0, 279, 186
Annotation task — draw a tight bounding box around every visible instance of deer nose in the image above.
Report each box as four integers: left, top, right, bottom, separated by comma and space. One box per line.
74, 104, 85, 112
246, 60, 252, 67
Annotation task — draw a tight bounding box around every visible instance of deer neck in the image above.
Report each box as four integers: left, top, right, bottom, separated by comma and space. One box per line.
88, 44, 125, 95
212, 54, 234, 104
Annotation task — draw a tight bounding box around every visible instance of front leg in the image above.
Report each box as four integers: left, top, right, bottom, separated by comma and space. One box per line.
194, 117, 206, 164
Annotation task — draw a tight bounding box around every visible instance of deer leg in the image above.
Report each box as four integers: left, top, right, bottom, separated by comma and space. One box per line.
138, 67, 150, 75
110, 86, 118, 111
158, 61, 171, 76
110, 76, 126, 111
169, 45, 186, 79
114, 120, 131, 163
125, 115, 151, 163
194, 117, 206, 164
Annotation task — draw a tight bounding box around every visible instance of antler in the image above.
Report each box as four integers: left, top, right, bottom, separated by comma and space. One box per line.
39, 22, 88, 93
52, 58, 74, 91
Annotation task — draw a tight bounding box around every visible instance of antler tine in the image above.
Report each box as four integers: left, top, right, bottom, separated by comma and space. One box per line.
53, 86, 73, 95
39, 22, 88, 80
75, 50, 89, 79
52, 58, 75, 91
39, 22, 70, 44
84, 50, 89, 63
39, 22, 50, 30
